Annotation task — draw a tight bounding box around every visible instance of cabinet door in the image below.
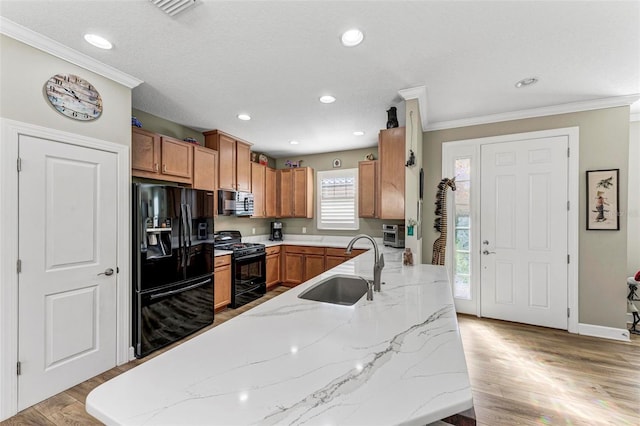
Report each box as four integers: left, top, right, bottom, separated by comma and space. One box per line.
378, 128, 405, 219
266, 253, 280, 289
282, 252, 303, 285
293, 167, 313, 218
161, 136, 193, 184
251, 163, 266, 218
217, 134, 236, 191
214, 264, 231, 310
236, 142, 252, 192
278, 169, 293, 217
325, 255, 346, 270
131, 127, 160, 176
265, 167, 277, 217
193, 146, 217, 191
358, 160, 378, 218
304, 254, 325, 281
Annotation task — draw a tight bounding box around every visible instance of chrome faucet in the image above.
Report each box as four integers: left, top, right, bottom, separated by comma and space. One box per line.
346, 234, 385, 293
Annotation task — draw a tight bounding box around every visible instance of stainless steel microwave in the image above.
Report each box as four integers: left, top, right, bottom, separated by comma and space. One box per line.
218, 190, 254, 216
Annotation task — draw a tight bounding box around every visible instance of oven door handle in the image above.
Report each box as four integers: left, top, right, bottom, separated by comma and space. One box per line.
149, 277, 212, 300
235, 252, 266, 263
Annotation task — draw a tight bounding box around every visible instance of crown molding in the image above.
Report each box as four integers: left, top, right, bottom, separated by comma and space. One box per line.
398, 86, 428, 130
0, 17, 142, 89
426, 94, 640, 131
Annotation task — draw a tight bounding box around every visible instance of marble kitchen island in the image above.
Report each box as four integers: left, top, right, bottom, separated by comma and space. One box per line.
87, 247, 473, 425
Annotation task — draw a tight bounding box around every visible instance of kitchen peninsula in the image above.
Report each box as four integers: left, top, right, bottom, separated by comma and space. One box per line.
87, 246, 473, 425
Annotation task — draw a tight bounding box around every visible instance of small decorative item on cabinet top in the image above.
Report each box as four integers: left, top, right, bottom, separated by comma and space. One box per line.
132, 116, 142, 127
183, 137, 199, 144
386, 106, 399, 129
259, 154, 268, 165
332, 158, 341, 168
285, 160, 302, 168
365, 153, 375, 161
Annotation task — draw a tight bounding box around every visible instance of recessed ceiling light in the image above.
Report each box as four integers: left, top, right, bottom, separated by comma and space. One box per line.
319, 95, 336, 104
84, 34, 112, 50
353, 131, 365, 136
341, 29, 364, 47
515, 77, 538, 88
237, 114, 251, 121
289, 140, 299, 145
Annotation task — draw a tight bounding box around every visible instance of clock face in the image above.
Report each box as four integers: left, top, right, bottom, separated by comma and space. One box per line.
44, 74, 102, 121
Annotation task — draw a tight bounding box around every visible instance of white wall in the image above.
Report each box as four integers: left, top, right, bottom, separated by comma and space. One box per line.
628, 120, 640, 276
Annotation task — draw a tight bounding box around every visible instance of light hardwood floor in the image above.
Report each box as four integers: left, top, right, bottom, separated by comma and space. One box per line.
2, 287, 638, 425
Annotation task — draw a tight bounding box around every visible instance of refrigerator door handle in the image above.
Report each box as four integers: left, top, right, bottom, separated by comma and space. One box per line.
180, 203, 189, 269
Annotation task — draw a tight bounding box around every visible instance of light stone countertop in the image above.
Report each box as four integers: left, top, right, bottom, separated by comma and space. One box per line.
87, 244, 473, 425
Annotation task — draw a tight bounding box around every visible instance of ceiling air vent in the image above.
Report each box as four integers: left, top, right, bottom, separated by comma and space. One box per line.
150, 0, 197, 16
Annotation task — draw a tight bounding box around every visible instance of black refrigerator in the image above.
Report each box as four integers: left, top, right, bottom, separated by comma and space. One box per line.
132, 184, 215, 358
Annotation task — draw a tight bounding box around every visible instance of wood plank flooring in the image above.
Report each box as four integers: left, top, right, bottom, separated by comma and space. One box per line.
3, 289, 638, 425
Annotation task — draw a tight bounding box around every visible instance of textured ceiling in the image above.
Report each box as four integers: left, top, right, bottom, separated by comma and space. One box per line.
1, 0, 639, 157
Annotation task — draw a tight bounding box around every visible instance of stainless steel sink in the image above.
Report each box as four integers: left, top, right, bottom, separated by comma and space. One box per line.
298, 274, 369, 306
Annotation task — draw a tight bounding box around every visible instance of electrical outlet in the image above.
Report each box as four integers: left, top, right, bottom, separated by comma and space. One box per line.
252, 228, 256, 235
302, 227, 307, 234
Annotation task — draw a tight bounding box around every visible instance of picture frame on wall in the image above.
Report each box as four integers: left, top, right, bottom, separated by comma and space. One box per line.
586, 169, 620, 230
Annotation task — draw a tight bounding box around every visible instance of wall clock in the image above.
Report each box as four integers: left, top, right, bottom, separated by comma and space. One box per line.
44, 74, 102, 121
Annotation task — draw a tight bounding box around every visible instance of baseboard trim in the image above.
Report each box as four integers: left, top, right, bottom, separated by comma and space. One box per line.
578, 323, 630, 342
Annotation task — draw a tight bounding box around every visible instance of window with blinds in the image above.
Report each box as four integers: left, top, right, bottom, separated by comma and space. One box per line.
316, 168, 359, 230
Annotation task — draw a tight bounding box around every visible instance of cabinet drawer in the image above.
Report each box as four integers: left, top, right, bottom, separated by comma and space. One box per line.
214, 254, 231, 267
266, 246, 281, 256
284, 245, 325, 255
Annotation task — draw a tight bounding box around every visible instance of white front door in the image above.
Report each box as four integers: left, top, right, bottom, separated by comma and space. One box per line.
480, 136, 568, 329
18, 134, 118, 409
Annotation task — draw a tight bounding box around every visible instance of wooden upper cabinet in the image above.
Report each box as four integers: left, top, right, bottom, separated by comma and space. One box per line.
203, 130, 253, 192
292, 167, 313, 218
265, 167, 277, 217
251, 162, 266, 218
131, 127, 193, 184
277, 169, 293, 217
359, 160, 378, 218
131, 127, 160, 174
193, 146, 217, 191
236, 142, 251, 192
378, 127, 406, 219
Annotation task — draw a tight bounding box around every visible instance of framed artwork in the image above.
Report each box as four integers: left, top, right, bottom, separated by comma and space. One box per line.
586, 169, 619, 230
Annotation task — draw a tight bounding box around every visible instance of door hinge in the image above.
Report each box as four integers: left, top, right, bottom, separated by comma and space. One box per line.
17, 157, 22, 172
567, 307, 570, 318
567, 201, 570, 211
116, 266, 120, 274
567, 147, 570, 157
567, 254, 570, 264
16, 361, 21, 376
17, 259, 21, 273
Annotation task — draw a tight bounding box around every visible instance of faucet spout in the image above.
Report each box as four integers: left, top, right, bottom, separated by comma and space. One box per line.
346, 234, 385, 293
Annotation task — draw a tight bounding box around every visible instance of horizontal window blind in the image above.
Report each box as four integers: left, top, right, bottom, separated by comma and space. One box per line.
317, 168, 359, 230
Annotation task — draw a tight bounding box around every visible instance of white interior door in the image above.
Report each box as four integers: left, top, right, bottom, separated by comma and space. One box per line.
18, 135, 118, 409
480, 136, 568, 329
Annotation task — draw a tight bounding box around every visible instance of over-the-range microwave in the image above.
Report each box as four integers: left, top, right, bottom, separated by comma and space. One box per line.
218, 190, 254, 216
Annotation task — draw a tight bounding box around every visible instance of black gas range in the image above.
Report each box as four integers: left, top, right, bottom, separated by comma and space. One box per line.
214, 231, 266, 308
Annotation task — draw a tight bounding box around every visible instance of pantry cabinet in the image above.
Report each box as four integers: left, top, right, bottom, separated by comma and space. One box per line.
131, 127, 193, 185
277, 167, 314, 218
203, 129, 252, 192
378, 127, 406, 219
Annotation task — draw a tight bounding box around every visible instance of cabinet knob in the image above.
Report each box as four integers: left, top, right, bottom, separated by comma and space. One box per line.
162, 164, 167, 173
154, 163, 159, 172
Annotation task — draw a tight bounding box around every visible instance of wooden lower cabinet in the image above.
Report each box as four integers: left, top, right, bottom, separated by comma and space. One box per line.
282, 251, 304, 286
304, 254, 325, 281
325, 247, 368, 269
325, 255, 346, 270
266, 246, 281, 289
282, 245, 325, 286
214, 255, 232, 310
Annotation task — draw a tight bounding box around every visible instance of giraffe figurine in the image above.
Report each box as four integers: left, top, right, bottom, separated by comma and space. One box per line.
432, 177, 456, 266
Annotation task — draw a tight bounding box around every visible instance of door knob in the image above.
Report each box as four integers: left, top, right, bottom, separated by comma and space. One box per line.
482, 250, 496, 255
98, 268, 114, 276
